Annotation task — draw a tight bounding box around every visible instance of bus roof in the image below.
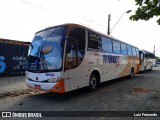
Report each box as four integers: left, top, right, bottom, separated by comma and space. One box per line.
139, 49, 154, 54
35, 23, 139, 49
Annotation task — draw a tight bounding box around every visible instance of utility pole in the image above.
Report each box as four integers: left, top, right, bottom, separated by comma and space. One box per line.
107, 10, 132, 36
153, 45, 155, 54
107, 14, 111, 35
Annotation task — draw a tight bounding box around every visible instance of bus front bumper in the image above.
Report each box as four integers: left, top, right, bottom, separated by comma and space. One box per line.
25, 79, 65, 93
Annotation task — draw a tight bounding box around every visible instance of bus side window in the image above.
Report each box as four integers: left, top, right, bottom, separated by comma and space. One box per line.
132, 47, 137, 56
113, 40, 120, 54
121, 43, 127, 55
88, 31, 102, 50
127, 45, 132, 56
101, 36, 112, 53
136, 48, 139, 57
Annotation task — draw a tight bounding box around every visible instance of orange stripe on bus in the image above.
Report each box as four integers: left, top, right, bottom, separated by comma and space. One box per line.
50, 79, 65, 93
118, 57, 131, 77
119, 57, 139, 77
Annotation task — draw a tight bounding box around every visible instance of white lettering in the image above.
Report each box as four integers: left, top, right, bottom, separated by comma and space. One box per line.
12, 112, 27, 117
28, 113, 42, 117
142, 113, 157, 117
134, 113, 141, 116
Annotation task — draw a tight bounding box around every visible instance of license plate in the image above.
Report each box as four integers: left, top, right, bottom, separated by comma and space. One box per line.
34, 85, 41, 89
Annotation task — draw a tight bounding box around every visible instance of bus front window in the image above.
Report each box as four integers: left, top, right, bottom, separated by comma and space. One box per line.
28, 26, 66, 72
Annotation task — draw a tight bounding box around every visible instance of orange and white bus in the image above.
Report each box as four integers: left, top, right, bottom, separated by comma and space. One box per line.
25, 23, 139, 93
139, 50, 155, 72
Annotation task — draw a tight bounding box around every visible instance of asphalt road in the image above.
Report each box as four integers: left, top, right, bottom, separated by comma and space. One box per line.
0, 68, 160, 120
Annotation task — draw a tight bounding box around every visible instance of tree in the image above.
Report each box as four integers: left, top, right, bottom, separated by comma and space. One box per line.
130, 0, 160, 25
155, 56, 160, 63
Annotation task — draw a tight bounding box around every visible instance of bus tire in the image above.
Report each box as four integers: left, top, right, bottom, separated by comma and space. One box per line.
149, 66, 153, 71
144, 66, 146, 72
142, 66, 146, 73
130, 67, 134, 78
89, 73, 98, 91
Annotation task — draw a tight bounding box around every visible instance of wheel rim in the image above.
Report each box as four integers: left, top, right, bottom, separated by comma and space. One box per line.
90, 76, 97, 89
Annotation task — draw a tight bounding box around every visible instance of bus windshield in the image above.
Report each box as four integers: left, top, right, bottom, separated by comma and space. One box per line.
28, 26, 67, 72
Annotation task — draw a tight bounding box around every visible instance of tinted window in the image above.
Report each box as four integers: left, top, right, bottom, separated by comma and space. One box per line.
136, 48, 139, 57
151, 53, 155, 58
127, 45, 132, 55
68, 27, 85, 52
101, 36, 112, 52
88, 31, 102, 50
65, 27, 85, 70
146, 52, 155, 58
113, 41, 120, 53
121, 43, 127, 55
145, 52, 149, 58
132, 47, 137, 56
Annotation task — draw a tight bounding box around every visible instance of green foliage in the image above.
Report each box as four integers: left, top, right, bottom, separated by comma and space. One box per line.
130, 0, 160, 25
155, 56, 160, 62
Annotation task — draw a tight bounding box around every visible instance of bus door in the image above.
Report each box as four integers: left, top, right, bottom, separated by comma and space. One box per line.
140, 52, 144, 65
64, 27, 87, 91
139, 51, 145, 71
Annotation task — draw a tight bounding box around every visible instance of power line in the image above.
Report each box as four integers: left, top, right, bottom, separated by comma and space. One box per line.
155, 47, 160, 52
18, 0, 107, 30
19, 0, 45, 10
18, 0, 54, 14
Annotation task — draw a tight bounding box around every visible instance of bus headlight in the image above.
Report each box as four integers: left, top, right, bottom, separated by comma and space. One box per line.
48, 78, 60, 83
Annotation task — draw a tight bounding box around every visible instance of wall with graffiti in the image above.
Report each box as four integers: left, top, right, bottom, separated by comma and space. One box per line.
0, 39, 29, 76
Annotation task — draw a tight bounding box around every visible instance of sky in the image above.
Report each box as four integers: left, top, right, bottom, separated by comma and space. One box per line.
0, 0, 160, 57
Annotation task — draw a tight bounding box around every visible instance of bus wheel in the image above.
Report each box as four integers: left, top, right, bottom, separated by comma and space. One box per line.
130, 68, 134, 78
144, 66, 146, 72
89, 74, 98, 90
149, 66, 152, 71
